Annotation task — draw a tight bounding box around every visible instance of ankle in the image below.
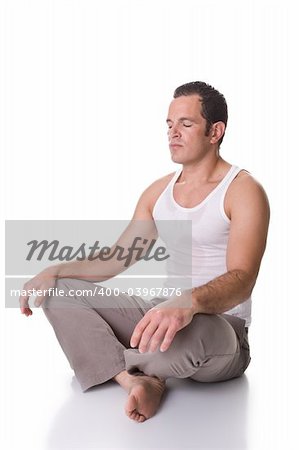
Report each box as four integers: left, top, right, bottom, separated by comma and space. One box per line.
114, 370, 165, 393
114, 370, 136, 392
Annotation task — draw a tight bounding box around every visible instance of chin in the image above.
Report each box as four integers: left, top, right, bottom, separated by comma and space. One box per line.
170, 154, 187, 164
170, 151, 181, 161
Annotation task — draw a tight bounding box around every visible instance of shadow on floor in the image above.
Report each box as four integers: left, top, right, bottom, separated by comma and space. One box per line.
46, 375, 249, 449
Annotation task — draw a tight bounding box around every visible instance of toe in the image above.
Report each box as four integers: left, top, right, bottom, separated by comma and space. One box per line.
125, 394, 137, 416
131, 411, 138, 421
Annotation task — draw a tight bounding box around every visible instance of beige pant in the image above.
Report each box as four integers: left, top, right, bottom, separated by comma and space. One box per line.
43, 278, 250, 392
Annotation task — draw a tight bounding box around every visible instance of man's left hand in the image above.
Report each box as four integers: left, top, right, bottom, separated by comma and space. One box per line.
130, 291, 196, 353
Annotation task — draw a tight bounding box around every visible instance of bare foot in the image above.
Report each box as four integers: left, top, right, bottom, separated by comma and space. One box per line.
114, 371, 165, 423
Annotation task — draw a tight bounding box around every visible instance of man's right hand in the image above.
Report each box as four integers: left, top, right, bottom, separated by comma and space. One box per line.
19, 266, 60, 316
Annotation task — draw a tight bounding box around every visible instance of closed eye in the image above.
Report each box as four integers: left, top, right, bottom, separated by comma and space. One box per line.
166, 119, 194, 129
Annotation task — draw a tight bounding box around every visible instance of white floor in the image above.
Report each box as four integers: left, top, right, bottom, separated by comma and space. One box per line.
1, 308, 296, 450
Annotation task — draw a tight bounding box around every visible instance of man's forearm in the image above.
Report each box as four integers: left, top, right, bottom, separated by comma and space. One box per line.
191, 269, 256, 315
47, 245, 129, 283
130, 269, 256, 353
55, 257, 120, 282
57, 241, 143, 282
48, 221, 159, 283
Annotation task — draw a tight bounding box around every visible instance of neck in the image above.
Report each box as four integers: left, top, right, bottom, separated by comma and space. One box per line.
178, 156, 228, 185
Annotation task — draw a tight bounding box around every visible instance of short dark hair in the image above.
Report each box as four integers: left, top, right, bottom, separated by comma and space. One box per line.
173, 81, 228, 146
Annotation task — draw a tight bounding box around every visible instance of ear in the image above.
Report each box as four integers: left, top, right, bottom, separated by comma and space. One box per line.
210, 122, 225, 144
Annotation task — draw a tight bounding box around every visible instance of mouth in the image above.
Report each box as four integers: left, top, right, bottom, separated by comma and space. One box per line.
170, 143, 183, 149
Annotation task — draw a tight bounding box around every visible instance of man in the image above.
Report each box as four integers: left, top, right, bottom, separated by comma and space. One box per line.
20, 81, 270, 423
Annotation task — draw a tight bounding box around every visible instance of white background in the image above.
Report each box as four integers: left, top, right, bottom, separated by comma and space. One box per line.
0, 0, 297, 449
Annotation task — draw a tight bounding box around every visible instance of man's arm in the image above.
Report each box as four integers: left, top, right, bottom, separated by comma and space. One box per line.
130, 172, 270, 353
52, 173, 174, 284
54, 174, 175, 283
191, 172, 270, 314
19, 179, 165, 315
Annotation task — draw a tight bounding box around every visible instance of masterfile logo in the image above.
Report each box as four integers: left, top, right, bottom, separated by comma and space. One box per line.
25, 237, 170, 267
5, 220, 192, 308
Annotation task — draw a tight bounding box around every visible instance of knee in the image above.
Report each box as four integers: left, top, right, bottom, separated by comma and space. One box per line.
187, 314, 239, 356
124, 332, 204, 379
157, 314, 238, 376
126, 315, 239, 380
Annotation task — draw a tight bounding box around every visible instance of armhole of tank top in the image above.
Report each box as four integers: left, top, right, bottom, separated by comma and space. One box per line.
152, 167, 182, 218
219, 166, 243, 224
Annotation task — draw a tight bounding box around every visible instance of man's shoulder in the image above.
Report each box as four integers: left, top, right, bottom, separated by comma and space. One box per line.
144, 172, 175, 195
133, 171, 176, 219
231, 169, 268, 195
148, 171, 176, 192
225, 169, 270, 218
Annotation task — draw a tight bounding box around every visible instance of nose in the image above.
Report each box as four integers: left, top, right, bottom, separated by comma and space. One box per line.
168, 123, 181, 140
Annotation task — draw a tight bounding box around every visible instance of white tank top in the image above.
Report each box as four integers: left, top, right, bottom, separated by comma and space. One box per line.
152, 165, 252, 327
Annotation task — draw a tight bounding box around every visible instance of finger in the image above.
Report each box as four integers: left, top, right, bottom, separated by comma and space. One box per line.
148, 324, 168, 353
34, 283, 53, 307
19, 293, 31, 315
34, 294, 47, 307
130, 315, 151, 348
23, 307, 33, 316
138, 321, 160, 353
160, 326, 178, 352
